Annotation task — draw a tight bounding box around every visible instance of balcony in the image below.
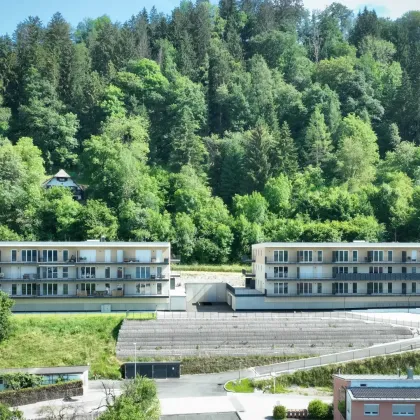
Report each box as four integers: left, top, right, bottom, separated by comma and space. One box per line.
265, 273, 420, 281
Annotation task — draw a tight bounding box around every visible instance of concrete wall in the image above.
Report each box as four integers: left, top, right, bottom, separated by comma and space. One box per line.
170, 296, 187, 311
185, 283, 227, 304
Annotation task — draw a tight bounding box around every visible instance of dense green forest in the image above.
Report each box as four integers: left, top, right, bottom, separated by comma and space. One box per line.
1, 1, 420, 262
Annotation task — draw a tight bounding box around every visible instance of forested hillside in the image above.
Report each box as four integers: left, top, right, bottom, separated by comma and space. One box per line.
1, 1, 420, 263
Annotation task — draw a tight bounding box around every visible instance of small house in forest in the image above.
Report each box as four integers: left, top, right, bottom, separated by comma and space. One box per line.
43, 169, 84, 200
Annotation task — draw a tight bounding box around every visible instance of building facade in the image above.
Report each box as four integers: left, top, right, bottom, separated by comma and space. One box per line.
333, 373, 420, 419
227, 242, 420, 311
0, 241, 185, 312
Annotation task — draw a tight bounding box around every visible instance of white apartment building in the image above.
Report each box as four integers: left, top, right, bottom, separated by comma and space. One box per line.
227, 242, 420, 311
0, 241, 185, 312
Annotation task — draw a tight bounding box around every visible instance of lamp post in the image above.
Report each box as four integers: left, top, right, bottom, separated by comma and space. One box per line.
134, 342, 137, 379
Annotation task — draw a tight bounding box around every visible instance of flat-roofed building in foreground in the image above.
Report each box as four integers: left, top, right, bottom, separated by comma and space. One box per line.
333, 372, 420, 419
226, 242, 420, 310
0, 241, 185, 312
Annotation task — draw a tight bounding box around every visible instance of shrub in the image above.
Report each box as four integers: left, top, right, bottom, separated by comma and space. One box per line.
1, 373, 43, 390
308, 399, 333, 419
0, 403, 24, 419
273, 404, 286, 419
0, 291, 14, 342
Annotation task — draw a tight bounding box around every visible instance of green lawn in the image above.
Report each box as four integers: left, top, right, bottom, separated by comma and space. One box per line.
225, 378, 254, 393
175, 264, 250, 272
0, 313, 154, 379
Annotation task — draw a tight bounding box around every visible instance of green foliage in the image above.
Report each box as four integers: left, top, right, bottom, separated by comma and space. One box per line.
1, 373, 43, 390
273, 404, 287, 419
0, 403, 24, 420
0, 292, 13, 343
99, 376, 160, 420
307, 399, 333, 419
225, 378, 254, 393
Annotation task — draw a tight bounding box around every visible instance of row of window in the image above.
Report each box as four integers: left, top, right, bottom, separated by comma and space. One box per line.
270, 266, 419, 278
272, 282, 420, 295
272, 250, 405, 263
10, 282, 163, 295
364, 403, 415, 416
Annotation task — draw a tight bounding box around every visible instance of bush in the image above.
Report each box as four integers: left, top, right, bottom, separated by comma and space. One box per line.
1, 373, 43, 390
308, 399, 333, 419
0, 402, 25, 419
0, 291, 14, 342
273, 405, 286, 419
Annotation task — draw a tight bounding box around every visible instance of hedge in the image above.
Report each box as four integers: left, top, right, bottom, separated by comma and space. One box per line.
0, 380, 83, 406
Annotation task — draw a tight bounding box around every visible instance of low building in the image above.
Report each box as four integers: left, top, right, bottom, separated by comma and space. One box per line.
227, 242, 420, 311
333, 372, 420, 419
43, 169, 84, 200
0, 241, 185, 312
0, 366, 90, 391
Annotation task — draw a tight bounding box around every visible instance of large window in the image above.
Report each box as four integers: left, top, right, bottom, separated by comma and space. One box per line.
298, 251, 313, 262
369, 267, 383, 274
43, 283, 58, 296
136, 267, 151, 279
373, 250, 384, 262
387, 250, 393, 262
63, 250, 69, 262
335, 283, 349, 294
353, 283, 358, 293
12, 284, 17, 295
364, 404, 379, 416
63, 267, 69, 278
368, 282, 384, 294
317, 283, 322, 293
157, 283, 162, 295
22, 283, 36, 295
317, 251, 323, 262
157, 266, 163, 278
412, 282, 417, 293
42, 250, 58, 262
274, 282, 288, 294
11, 250, 17, 262
80, 283, 95, 295
388, 282, 393, 293
63, 284, 68, 295
333, 250, 349, 262
274, 267, 288, 278
392, 404, 415, 416
21, 250, 37, 262
297, 283, 313, 294
80, 267, 96, 279
105, 267, 111, 279
352, 250, 358, 262
274, 250, 288, 263
42, 267, 58, 279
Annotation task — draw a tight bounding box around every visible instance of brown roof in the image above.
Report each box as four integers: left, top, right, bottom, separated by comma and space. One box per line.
350, 387, 420, 400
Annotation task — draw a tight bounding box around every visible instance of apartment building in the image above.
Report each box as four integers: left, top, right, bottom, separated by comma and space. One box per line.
0, 241, 185, 312
227, 242, 420, 310
333, 372, 420, 419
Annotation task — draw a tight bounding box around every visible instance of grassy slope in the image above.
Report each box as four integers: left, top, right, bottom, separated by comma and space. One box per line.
0, 314, 154, 379
175, 264, 250, 272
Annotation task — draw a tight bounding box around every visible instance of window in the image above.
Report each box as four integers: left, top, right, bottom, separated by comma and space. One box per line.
157, 266, 162, 278
298, 283, 312, 294
22, 284, 35, 295
42, 267, 58, 279
63, 267, 68, 279
105, 267, 111, 279
42, 250, 58, 262
274, 267, 288, 278
353, 267, 358, 274
368, 282, 384, 294
392, 404, 415, 416
298, 250, 313, 262
11, 250, 17, 262
117, 267, 123, 279
21, 250, 37, 262
352, 250, 358, 262
80, 267, 96, 279
335, 267, 349, 274
334, 250, 349, 262
388, 267, 393, 274
317, 251, 323, 262
388, 282, 393, 293
136, 267, 151, 279
369, 267, 383, 274
42, 283, 58, 296
364, 404, 379, 416
373, 250, 384, 262
402, 283, 407, 294
317, 283, 322, 293
157, 283, 162, 295
12, 284, 17, 295
412, 267, 417, 274
336, 283, 349, 294
353, 283, 358, 293
80, 283, 95, 295
140, 284, 146, 294
274, 282, 288, 294
402, 267, 407, 274
412, 282, 417, 293
274, 250, 288, 263
388, 250, 393, 262
63, 250, 69, 262
63, 284, 68, 295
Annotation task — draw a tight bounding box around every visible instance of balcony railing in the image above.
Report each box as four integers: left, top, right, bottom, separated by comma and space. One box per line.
0, 258, 171, 265
265, 273, 420, 281
0, 276, 170, 282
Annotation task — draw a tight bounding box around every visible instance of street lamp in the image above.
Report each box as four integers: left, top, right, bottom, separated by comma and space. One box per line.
134, 342, 137, 379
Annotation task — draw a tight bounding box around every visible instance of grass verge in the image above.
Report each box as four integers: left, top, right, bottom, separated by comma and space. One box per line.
0, 313, 154, 379
225, 378, 254, 393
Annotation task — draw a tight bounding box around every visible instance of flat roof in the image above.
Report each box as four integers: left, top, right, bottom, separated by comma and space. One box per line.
0, 241, 170, 248
253, 242, 420, 248
0, 366, 89, 375
349, 387, 420, 400
335, 374, 420, 380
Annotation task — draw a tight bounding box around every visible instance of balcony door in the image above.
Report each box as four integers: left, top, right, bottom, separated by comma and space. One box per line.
105, 250, 111, 263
